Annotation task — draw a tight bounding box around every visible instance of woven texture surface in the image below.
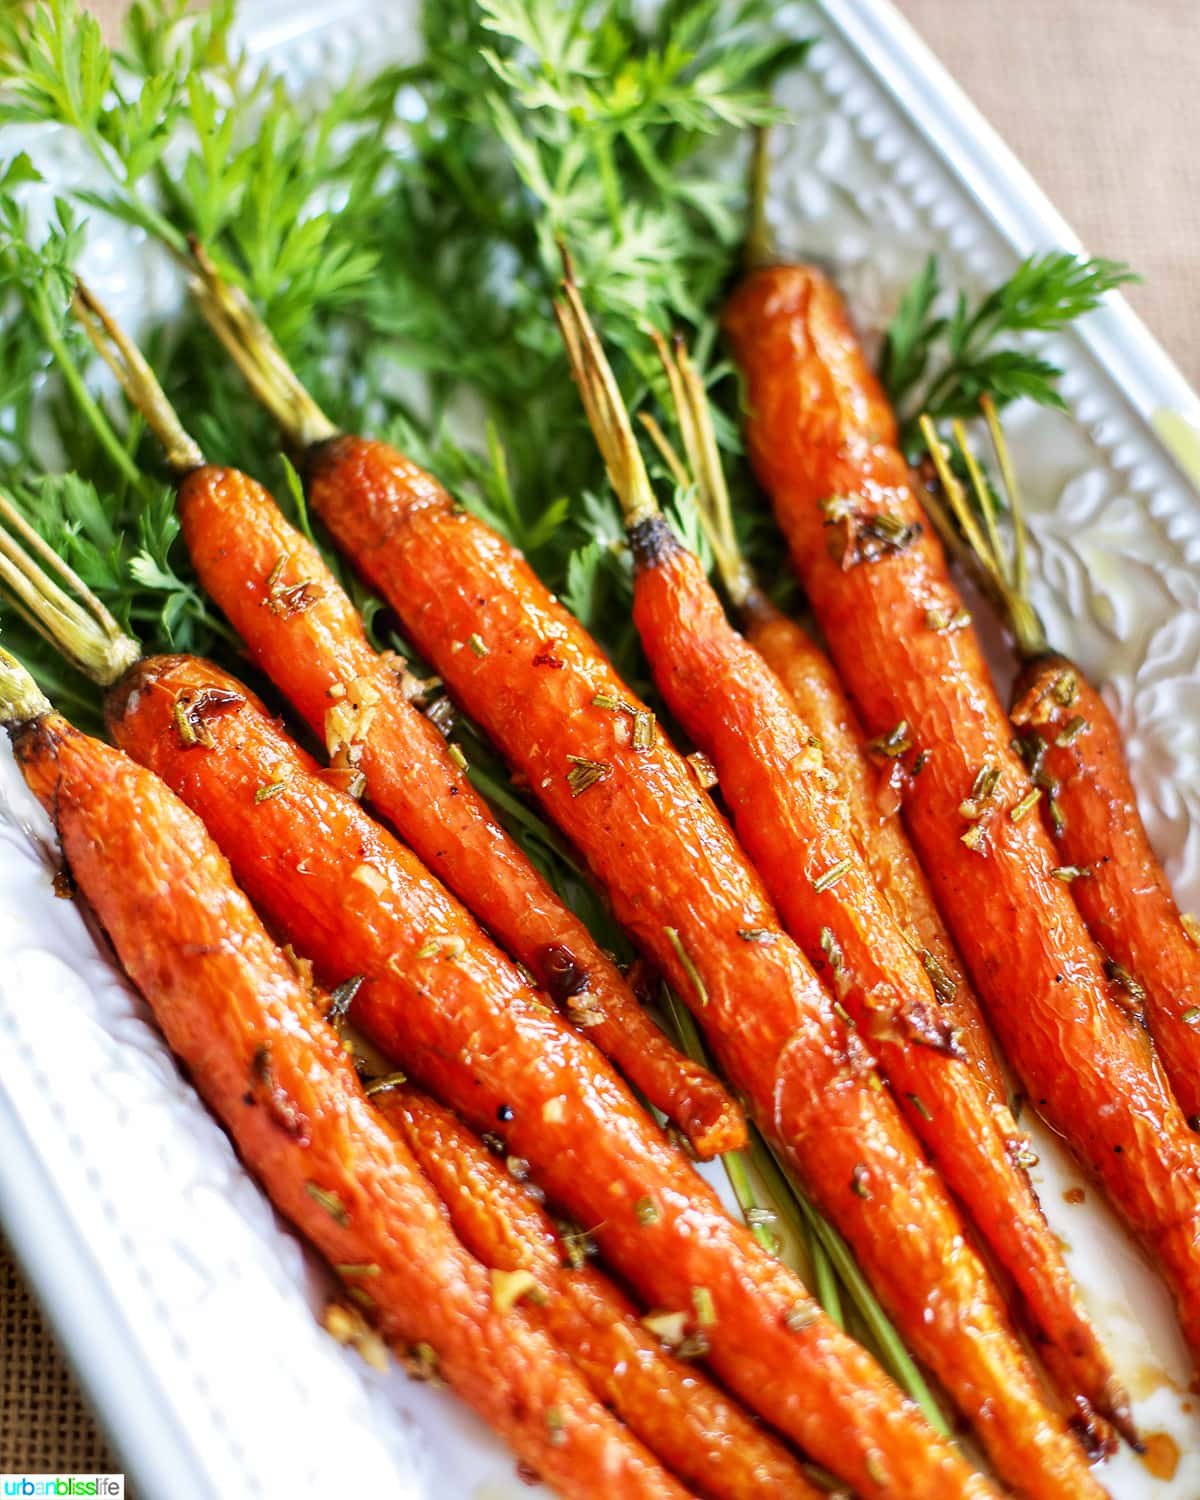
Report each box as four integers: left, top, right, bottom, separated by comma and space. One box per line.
4, 0, 1196, 1484
0, 1233, 126, 1482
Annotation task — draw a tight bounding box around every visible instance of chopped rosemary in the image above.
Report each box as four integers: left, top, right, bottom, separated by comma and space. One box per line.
407, 1342, 441, 1385
364, 1071, 407, 1096
631, 708, 656, 750
906, 1093, 932, 1122
426, 697, 456, 736
254, 777, 289, 803
346, 770, 367, 800
566, 754, 612, 796
1184, 914, 1200, 947
1054, 715, 1089, 747
784, 1300, 819, 1332
447, 743, 468, 771
925, 606, 971, 633
327, 974, 365, 1024
663, 926, 708, 1007
737, 927, 776, 944
961, 822, 987, 852
1048, 796, 1066, 835
820, 926, 845, 978
635, 1195, 660, 1226
868, 721, 912, 758
305, 1182, 350, 1225
1009, 788, 1042, 822
490, 1267, 538, 1315
832, 1000, 854, 1027
416, 935, 466, 961
466, 632, 488, 657
912, 749, 930, 776
1051, 865, 1091, 883
691, 1286, 717, 1327
592, 692, 622, 712
1051, 668, 1079, 707
850, 1164, 870, 1199
264, 554, 319, 616
1183, 1007, 1200, 1026
545, 1408, 566, 1447
959, 763, 998, 818
641, 1310, 687, 1346
1103, 958, 1146, 1007
336, 1263, 381, 1278
812, 858, 852, 894
686, 751, 719, 790
920, 950, 957, 1005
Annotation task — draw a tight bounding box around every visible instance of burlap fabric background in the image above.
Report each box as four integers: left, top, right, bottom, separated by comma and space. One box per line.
2, 0, 1196, 1484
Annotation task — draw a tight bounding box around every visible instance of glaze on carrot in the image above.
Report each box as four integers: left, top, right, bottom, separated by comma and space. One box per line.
0, 656, 684, 1500
745, 597, 1005, 1101
1012, 654, 1200, 1126
106, 652, 993, 1500
552, 288, 1118, 1491
380, 1085, 821, 1500
69, 279, 741, 1160
723, 262, 1200, 1364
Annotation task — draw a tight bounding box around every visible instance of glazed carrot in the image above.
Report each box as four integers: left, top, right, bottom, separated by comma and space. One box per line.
69, 280, 741, 1160
0, 651, 684, 1500
106, 650, 991, 1500
723, 261, 1200, 1364
919, 403, 1200, 1134
0, 516, 983, 1498
1013, 655, 1200, 1122
552, 286, 1117, 1492
745, 602, 1004, 1099
379, 1086, 822, 1500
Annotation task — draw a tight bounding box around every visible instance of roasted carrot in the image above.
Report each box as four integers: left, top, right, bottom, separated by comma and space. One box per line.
68, 280, 741, 1161
918, 402, 1200, 1134
0, 516, 990, 1498
1013, 655, 1200, 1121
107, 650, 996, 1499
0, 649, 686, 1500
723, 260, 1200, 1365
552, 282, 1119, 1491
379, 1086, 823, 1500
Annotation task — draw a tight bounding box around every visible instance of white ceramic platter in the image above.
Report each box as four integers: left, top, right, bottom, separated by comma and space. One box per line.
2, 1, 1199, 1496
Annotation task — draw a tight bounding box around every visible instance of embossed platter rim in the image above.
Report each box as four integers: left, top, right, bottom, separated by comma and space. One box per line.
1, 2, 1198, 1498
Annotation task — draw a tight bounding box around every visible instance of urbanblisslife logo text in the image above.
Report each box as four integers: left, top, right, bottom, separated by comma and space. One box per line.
1, 1479, 124, 1497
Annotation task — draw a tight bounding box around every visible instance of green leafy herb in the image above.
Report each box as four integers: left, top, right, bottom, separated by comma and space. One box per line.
882, 251, 1138, 457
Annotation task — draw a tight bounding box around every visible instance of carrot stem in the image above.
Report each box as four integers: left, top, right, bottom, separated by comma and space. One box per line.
71, 282, 205, 475
0, 644, 51, 727
187, 239, 338, 452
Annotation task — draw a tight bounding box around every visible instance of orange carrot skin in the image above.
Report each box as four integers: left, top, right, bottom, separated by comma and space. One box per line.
108, 652, 997, 1500
174, 463, 742, 1159
745, 597, 1005, 1103
381, 1087, 819, 1500
1013, 653, 1200, 1124
629, 526, 1116, 1491
741, 607, 1127, 1448
12, 714, 686, 1500
723, 263, 1200, 1361
303, 438, 1030, 1496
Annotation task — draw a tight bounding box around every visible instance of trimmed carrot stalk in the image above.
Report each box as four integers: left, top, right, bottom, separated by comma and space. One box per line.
554, 292, 1118, 1492
722, 261, 1200, 1365
379, 1086, 825, 1500
107, 652, 996, 1500
1011, 654, 1200, 1125
67, 280, 742, 1160
744, 597, 1005, 1103
0, 662, 685, 1500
